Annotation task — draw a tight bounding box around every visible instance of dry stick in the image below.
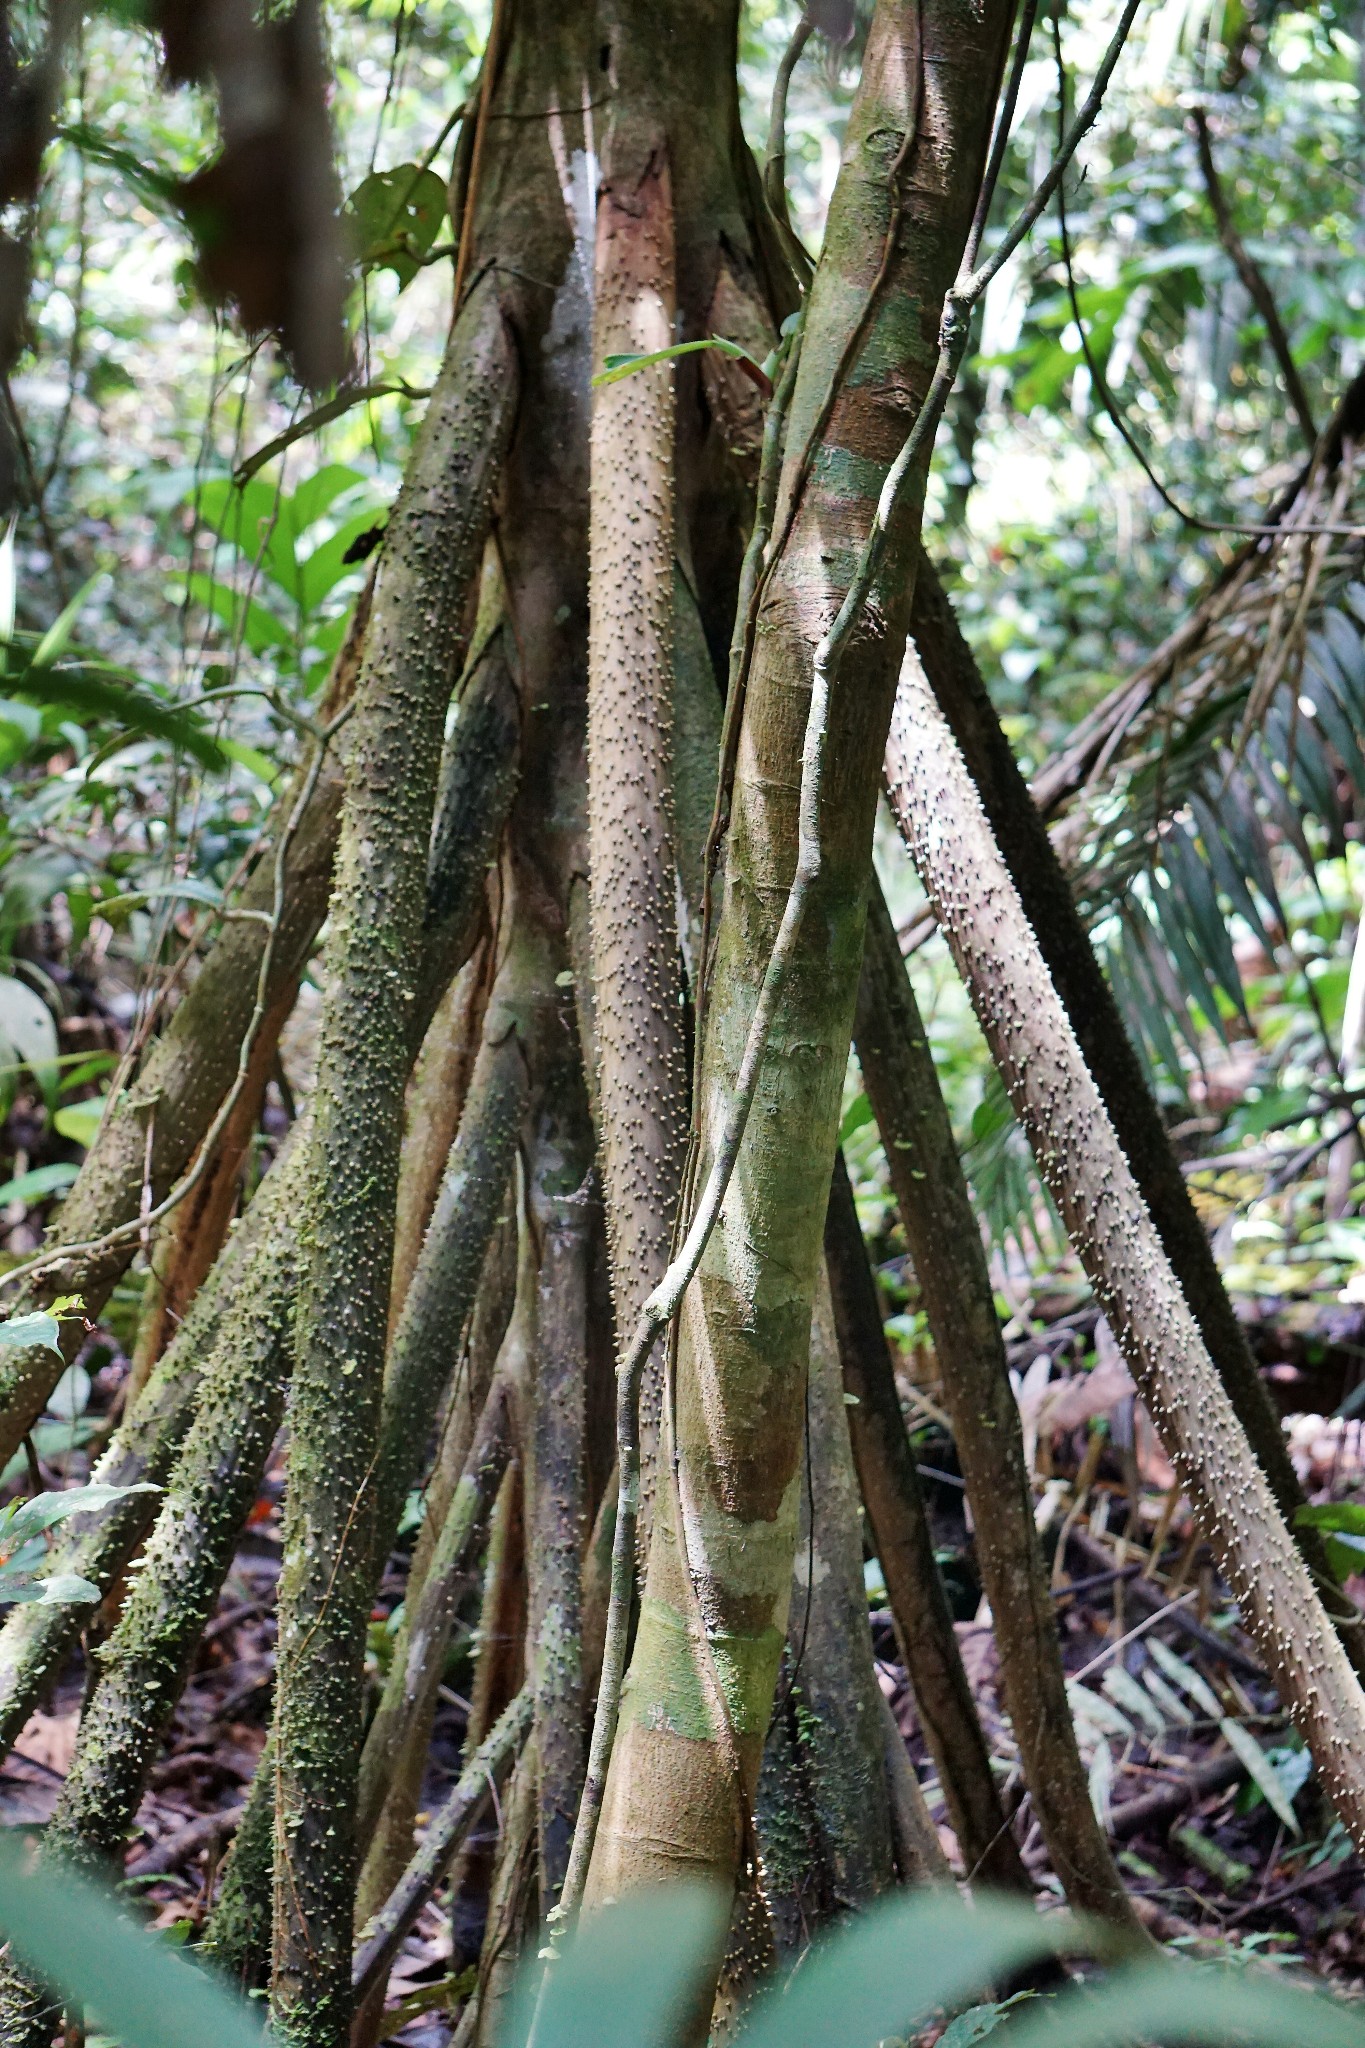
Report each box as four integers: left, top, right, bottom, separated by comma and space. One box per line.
824, 1149, 1031, 1896
885, 655, 1365, 1851
1190, 108, 1316, 449
854, 884, 1139, 1932
586, 135, 688, 1565
271, 275, 517, 2048
351, 1689, 533, 2006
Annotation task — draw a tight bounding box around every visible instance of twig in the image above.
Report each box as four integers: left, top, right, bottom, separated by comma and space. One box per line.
233, 382, 430, 486
351, 1687, 530, 2005
1191, 107, 1316, 449
763, 10, 815, 286
450, 0, 508, 317
126, 1805, 243, 1880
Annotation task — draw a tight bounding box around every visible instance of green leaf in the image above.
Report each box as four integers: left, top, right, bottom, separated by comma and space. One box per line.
193, 477, 300, 601
346, 166, 449, 287
54, 1095, 109, 1148
504, 1885, 729, 2048
0, 975, 58, 1095
0, 1568, 100, 1606
736, 1894, 1066, 2048
10, 659, 229, 773
1001, 1958, 1365, 2048
30, 571, 107, 672
0, 1480, 159, 1550
1219, 1718, 1303, 1837
0, 1830, 266, 2048
0, 1312, 61, 1356
1296, 1499, 1365, 1538
592, 335, 767, 387
839, 1092, 874, 1145
0, 1163, 80, 1206
184, 571, 293, 657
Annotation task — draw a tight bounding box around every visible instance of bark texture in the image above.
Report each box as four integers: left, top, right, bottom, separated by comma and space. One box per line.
587, 135, 687, 1515
589, 0, 1017, 1903
855, 881, 1138, 1929
906, 556, 1364, 1675
887, 651, 1365, 1852
824, 1147, 1028, 1894
271, 272, 516, 2048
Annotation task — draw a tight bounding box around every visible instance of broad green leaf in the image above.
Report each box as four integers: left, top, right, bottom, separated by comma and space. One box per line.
346, 166, 449, 287
54, 1094, 109, 1148
1296, 1499, 1365, 1538
736, 1893, 1068, 2048
193, 477, 300, 600
0, 1830, 266, 2048
0, 1312, 61, 1355
838, 1091, 874, 1145
0, 975, 58, 1091
0, 1568, 100, 1606
0, 1480, 159, 1550
289, 463, 369, 534
11, 660, 229, 772
296, 507, 388, 614
1219, 1718, 1302, 1836
184, 571, 293, 657
1001, 1958, 1365, 2048
938, 1995, 1034, 2046
503, 1885, 728, 2048
0, 1162, 79, 1206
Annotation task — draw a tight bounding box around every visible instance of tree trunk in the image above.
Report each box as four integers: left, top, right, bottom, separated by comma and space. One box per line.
271, 273, 516, 2047
855, 880, 1139, 1932
824, 1148, 1029, 1895
588, 0, 1017, 1906
905, 556, 1365, 1676
886, 649, 1365, 1852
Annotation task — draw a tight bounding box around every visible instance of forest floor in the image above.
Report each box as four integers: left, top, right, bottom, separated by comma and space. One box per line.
3, 1318, 1365, 2043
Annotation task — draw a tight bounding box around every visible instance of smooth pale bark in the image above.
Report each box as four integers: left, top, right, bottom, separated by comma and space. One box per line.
589, 0, 1016, 1903
855, 882, 1139, 1931
271, 271, 517, 2048
906, 558, 1365, 1676
0, 585, 370, 1463
824, 1148, 1029, 1895
587, 135, 687, 1534
390, 953, 490, 1336
887, 651, 1365, 1852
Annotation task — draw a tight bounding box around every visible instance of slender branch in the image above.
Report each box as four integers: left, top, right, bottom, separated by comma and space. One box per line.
763, 10, 815, 286
350, 1688, 532, 2006
1191, 107, 1317, 447
961, 0, 1141, 302
961, 0, 1041, 278
234, 383, 430, 487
